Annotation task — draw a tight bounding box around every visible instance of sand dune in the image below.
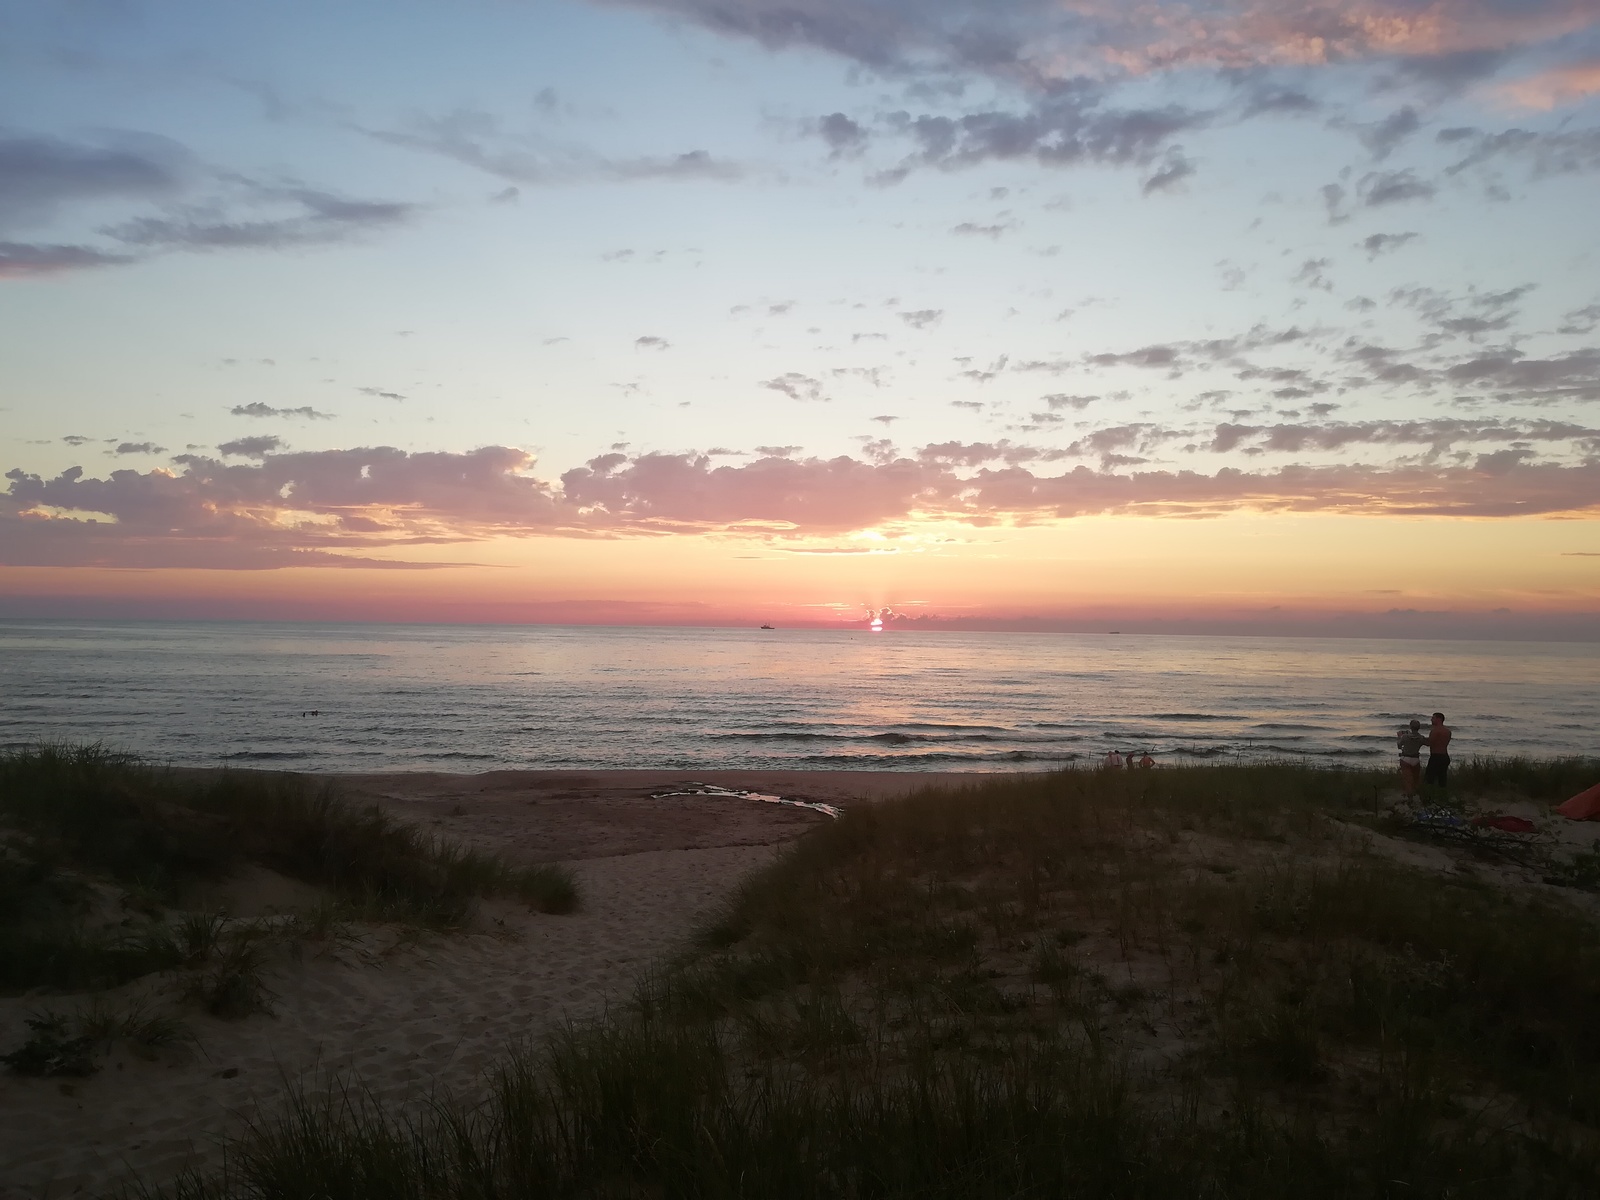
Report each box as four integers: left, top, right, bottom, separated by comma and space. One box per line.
0, 769, 973, 1197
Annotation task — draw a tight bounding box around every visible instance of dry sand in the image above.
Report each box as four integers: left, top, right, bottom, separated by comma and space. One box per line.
0, 769, 978, 1198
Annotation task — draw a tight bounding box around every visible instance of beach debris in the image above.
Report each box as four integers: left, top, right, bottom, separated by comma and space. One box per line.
1556, 782, 1600, 821
1470, 814, 1537, 834
652, 784, 841, 820
1392, 803, 1550, 863
1411, 807, 1466, 830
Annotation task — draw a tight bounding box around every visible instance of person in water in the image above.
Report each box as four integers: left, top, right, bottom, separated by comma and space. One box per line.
1396, 719, 1426, 799
1424, 712, 1452, 790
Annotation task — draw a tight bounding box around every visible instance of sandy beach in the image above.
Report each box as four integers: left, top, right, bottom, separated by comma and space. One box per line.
0, 769, 979, 1198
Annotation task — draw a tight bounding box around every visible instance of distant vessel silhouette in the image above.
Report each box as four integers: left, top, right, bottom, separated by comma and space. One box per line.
760, 623, 775, 630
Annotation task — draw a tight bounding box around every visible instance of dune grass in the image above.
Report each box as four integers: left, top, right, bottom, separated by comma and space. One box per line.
139, 760, 1600, 1199
0, 742, 579, 997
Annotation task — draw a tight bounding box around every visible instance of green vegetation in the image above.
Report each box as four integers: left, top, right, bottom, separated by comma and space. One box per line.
1, 997, 188, 1077
0, 742, 579, 999
142, 761, 1600, 1199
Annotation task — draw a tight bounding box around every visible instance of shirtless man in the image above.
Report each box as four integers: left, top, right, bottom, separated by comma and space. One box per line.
1396, 720, 1426, 799
1424, 712, 1452, 790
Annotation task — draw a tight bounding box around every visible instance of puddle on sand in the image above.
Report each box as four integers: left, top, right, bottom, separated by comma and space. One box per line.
651, 783, 842, 820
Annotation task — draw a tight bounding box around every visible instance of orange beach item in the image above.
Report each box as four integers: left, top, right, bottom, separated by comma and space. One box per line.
1557, 782, 1600, 821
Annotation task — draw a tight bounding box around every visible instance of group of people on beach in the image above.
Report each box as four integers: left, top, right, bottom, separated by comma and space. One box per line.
1397, 712, 1452, 799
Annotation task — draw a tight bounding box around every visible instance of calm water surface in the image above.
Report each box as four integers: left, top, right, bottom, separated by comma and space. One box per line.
0, 620, 1594, 771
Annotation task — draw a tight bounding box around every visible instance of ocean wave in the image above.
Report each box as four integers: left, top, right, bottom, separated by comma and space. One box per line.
785, 749, 1085, 766
710, 730, 1028, 745
1148, 713, 1229, 721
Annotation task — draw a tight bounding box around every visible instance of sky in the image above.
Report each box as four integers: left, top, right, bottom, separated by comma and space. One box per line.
2, 0, 1599, 635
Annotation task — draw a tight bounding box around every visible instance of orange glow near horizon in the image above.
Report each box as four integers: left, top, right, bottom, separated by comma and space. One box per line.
4, 512, 1597, 629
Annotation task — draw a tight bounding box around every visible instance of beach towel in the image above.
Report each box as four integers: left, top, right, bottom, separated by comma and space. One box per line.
1557, 782, 1600, 821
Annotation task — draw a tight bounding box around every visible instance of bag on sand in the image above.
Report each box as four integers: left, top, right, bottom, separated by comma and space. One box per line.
1557, 782, 1600, 821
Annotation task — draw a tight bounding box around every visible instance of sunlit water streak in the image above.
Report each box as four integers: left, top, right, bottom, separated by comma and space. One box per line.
1, 620, 1596, 772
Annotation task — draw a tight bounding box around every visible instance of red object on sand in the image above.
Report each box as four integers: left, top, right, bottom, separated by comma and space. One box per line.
1557, 783, 1600, 821
1469, 814, 1536, 833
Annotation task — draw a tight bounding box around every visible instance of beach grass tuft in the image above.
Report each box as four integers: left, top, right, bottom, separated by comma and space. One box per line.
135, 759, 1600, 1198
0, 742, 580, 1000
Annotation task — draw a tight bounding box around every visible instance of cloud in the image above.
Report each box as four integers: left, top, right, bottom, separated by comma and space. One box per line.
818, 112, 867, 155
230, 402, 335, 419
0, 132, 187, 231
1291, 257, 1333, 291
1208, 417, 1599, 455
606, 0, 1594, 85
1358, 168, 1436, 206
113, 442, 166, 456
1557, 303, 1600, 335
1, 446, 565, 568
1440, 124, 1600, 177
634, 336, 670, 350
107, 188, 415, 251
1445, 348, 1600, 401
1493, 58, 1600, 109
358, 387, 407, 401
1238, 80, 1321, 116
1141, 150, 1196, 193
0, 130, 416, 275
217, 436, 283, 458
1387, 282, 1533, 335
761, 372, 826, 401
952, 220, 1012, 237
861, 90, 1209, 182
10, 437, 1600, 569
1350, 106, 1421, 158
0, 241, 131, 278
1360, 231, 1418, 258
1021, 324, 1306, 378
365, 109, 743, 184
899, 308, 944, 328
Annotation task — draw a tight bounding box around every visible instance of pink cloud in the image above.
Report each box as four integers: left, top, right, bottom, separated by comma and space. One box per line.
603, 0, 1600, 85
7, 443, 1600, 569
1493, 57, 1600, 108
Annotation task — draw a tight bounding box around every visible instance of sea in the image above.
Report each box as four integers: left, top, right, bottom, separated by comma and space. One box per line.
0, 620, 1595, 772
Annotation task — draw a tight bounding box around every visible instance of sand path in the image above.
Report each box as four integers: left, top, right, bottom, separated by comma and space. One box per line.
0, 769, 973, 1197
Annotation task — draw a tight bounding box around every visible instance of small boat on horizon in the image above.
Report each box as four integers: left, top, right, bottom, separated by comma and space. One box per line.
760, 623, 775, 630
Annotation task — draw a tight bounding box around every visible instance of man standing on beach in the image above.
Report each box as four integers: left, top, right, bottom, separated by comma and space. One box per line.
1397, 720, 1426, 799
1424, 712, 1452, 790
